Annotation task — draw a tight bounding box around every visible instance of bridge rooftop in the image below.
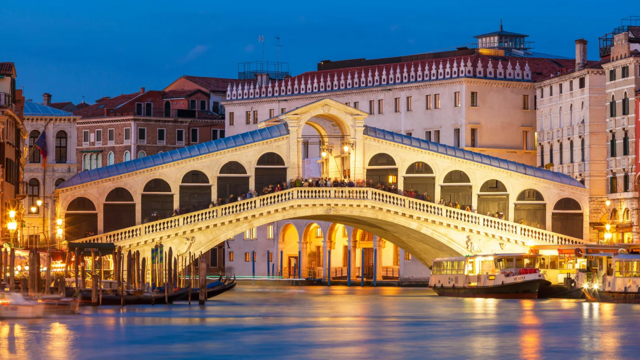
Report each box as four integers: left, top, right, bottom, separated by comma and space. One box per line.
58, 123, 290, 189
364, 126, 584, 188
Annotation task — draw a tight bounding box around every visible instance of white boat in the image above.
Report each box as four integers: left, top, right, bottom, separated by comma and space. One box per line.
583, 252, 640, 304
430, 253, 551, 299
0, 292, 46, 319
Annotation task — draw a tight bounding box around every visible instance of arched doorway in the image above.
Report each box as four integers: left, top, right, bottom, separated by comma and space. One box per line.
255, 152, 286, 192
403, 162, 435, 201
303, 223, 324, 279
104, 188, 136, 233
180, 170, 211, 212
142, 179, 173, 223
552, 198, 583, 239
477, 180, 509, 218
327, 223, 350, 280
366, 153, 398, 188
514, 189, 546, 229
65, 197, 97, 240
279, 223, 300, 279
217, 162, 249, 201
440, 170, 471, 209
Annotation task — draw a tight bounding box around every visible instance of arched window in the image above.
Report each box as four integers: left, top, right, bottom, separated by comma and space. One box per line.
623, 208, 630, 222
182, 170, 213, 211
104, 188, 135, 233
124, 151, 131, 162
29, 130, 41, 163
569, 140, 574, 163
164, 101, 171, 117
108, 151, 114, 165
97, 153, 102, 168
559, 141, 564, 165
28, 178, 40, 214
478, 180, 509, 219
405, 162, 434, 174
143, 179, 173, 222
257, 152, 285, 166
553, 198, 581, 211
105, 187, 134, 202
144, 179, 172, 192
610, 94, 616, 117
517, 189, 544, 201
623, 92, 629, 115
539, 144, 544, 166
611, 208, 619, 222
182, 170, 210, 183
368, 153, 396, 166
558, 107, 563, 128
83, 154, 90, 171
67, 197, 96, 211
581, 138, 585, 162
441, 171, 472, 209
514, 189, 546, 229
443, 170, 470, 183
138, 151, 146, 159
220, 161, 247, 174
404, 162, 435, 202
65, 197, 98, 240
55, 131, 67, 163
54, 178, 65, 188
569, 104, 573, 125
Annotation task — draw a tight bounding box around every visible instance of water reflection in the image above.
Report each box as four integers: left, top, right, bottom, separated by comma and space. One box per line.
0, 287, 639, 359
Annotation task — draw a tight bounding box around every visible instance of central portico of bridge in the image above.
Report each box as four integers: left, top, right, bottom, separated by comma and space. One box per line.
56, 99, 590, 278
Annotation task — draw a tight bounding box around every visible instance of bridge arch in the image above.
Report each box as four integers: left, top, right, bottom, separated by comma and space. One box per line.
441, 170, 472, 209
255, 151, 287, 193
514, 189, 546, 228
65, 197, 98, 241
180, 170, 211, 211
477, 179, 509, 218
142, 179, 173, 222
403, 161, 436, 201
278, 222, 301, 278
366, 152, 399, 188
302, 222, 324, 278
217, 161, 249, 201
104, 187, 136, 233
552, 197, 583, 239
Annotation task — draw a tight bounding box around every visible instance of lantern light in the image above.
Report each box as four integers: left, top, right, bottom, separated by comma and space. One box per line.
56, 218, 63, 226
605, 200, 611, 207
36, 199, 43, 207
7, 221, 17, 231
30, 206, 37, 213
9, 210, 15, 219
57, 228, 63, 236
343, 145, 350, 153
321, 151, 327, 158
605, 224, 611, 231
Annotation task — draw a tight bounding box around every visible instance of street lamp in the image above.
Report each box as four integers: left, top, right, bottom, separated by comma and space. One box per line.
30, 206, 37, 213
36, 199, 42, 207
7, 220, 17, 248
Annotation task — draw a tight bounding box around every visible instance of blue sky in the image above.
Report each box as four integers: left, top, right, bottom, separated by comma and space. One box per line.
2, 0, 630, 104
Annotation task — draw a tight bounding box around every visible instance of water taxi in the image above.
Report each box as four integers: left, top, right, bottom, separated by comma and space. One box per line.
530, 244, 626, 299
0, 292, 46, 319
429, 254, 551, 299
583, 252, 640, 304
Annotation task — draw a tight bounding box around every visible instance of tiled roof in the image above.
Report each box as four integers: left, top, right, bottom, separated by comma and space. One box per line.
24, 101, 75, 116
0, 62, 15, 76
182, 76, 245, 92
57, 123, 290, 189
163, 89, 201, 99
49, 102, 73, 110
75, 102, 90, 110
73, 93, 141, 118
363, 126, 585, 188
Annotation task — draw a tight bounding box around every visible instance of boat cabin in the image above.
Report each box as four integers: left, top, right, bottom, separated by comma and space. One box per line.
431, 254, 542, 287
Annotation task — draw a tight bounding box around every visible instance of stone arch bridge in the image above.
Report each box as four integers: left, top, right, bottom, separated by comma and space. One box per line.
56, 99, 589, 275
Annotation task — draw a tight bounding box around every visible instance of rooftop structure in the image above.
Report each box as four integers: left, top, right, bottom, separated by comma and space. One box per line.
599, 16, 640, 58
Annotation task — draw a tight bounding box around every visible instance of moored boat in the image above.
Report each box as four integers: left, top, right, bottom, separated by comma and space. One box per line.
0, 292, 46, 319
583, 252, 640, 304
430, 254, 551, 299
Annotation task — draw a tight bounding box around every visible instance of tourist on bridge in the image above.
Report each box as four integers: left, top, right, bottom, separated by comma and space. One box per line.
347, 179, 354, 187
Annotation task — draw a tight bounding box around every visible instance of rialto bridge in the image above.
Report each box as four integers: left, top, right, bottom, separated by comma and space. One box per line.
55, 99, 589, 279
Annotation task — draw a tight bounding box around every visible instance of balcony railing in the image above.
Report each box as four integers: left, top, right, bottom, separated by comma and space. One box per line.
608, 158, 616, 170
564, 127, 572, 138
578, 124, 584, 135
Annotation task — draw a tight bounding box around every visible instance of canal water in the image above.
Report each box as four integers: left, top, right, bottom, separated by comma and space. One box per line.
1, 286, 639, 359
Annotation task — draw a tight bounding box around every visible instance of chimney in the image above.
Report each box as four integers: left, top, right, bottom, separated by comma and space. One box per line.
140, 87, 145, 94
575, 39, 588, 71
43, 93, 52, 106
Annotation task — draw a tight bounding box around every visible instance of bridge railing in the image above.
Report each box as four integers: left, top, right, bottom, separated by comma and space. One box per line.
73, 187, 587, 246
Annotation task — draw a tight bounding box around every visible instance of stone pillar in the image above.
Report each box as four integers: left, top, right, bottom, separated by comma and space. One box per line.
354, 118, 366, 181
97, 210, 104, 234
374, 236, 383, 281
300, 239, 308, 279
346, 226, 356, 280
471, 185, 478, 212
287, 120, 300, 182
399, 248, 406, 279
509, 200, 516, 223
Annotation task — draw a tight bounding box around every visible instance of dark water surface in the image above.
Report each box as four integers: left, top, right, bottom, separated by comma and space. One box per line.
1, 285, 639, 359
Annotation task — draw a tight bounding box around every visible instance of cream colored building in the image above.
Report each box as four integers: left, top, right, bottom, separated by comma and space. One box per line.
23, 99, 80, 248
535, 40, 607, 242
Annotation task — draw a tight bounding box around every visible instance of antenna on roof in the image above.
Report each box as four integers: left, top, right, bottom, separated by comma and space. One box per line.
82, 95, 85, 103
500, 19, 503, 31
259, 35, 265, 73
274, 36, 284, 78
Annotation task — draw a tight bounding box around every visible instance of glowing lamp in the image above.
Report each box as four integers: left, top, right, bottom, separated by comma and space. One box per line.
9, 210, 15, 219
605, 200, 611, 207
7, 221, 17, 231
605, 224, 611, 231
36, 199, 42, 207
56, 218, 63, 226
57, 228, 63, 236
343, 145, 350, 153
30, 206, 37, 213
321, 151, 327, 158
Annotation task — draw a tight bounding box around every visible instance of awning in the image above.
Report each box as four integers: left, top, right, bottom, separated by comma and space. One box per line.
68, 242, 115, 255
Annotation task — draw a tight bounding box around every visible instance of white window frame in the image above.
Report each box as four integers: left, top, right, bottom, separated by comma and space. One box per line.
82, 130, 89, 146
190, 128, 199, 144
135, 102, 143, 116
200, 100, 207, 111
124, 127, 131, 145
95, 129, 102, 146
123, 150, 131, 162
176, 129, 185, 146
138, 127, 147, 145
145, 102, 153, 116
107, 151, 114, 165
157, 128, 166, 145
108, 128, 115, 145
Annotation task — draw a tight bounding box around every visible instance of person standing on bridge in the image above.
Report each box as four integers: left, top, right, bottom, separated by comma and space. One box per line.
246, 190, 253, 199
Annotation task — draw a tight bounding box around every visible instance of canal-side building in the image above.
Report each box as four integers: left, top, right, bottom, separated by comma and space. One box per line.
23, 97, 80, 248
601, 26, 640, 243
534, 39, 608, 242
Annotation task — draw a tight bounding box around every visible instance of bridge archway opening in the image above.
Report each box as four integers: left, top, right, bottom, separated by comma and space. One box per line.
302, 116, 351, 179
441, 171, 471, 209
65, 197, 97, 241
104, 187, 135, 233
255, 152, 287, 193
327, 223, 351, 279
514, 189, 546, 229
303, 223, 324, 279
552, 198, 583, 239
181, 170, 211, 211
142, 179, 173, 223
366, 153, 398, 188
477, 179, 509, 218
217, 162, 248, 202
404, 162, 435, 201
278, 223, 300, 278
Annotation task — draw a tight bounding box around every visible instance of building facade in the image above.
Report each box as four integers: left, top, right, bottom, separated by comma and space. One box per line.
23, 98, 80, 248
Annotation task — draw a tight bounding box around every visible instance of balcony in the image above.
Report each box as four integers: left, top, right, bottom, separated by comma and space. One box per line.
578, 162, 585, 173
555, 129, 563, 140
606, 120, 614, 131
0, 92, 11, 107
578, 124, 584, 135
608, 158, 615, 170
616, 117, 628, 129
546, 131, 552, 141
564, 127, 572, 137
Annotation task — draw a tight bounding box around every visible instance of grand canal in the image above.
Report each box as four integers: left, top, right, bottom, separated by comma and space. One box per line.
1, 286, 639, 359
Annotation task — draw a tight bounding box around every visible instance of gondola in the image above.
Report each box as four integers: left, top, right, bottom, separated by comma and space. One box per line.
174, 276, 236, 301
155, 275, 223, 293
76, 286, 191, 305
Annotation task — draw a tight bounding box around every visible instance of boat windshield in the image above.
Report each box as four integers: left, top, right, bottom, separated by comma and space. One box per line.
615, 260, 640, 278
495, 256, 539, 270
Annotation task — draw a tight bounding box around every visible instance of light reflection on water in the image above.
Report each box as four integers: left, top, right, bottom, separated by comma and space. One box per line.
0, 286, 639, 359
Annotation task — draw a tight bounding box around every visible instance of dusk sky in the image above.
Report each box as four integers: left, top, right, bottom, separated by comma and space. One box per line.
3, 0, 629, 105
